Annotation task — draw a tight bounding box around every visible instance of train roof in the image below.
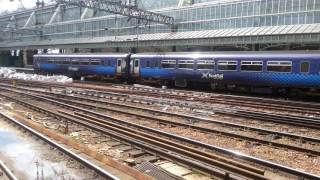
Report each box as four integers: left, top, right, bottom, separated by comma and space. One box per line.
131, 51, 320, 59
34, 53, 129, 58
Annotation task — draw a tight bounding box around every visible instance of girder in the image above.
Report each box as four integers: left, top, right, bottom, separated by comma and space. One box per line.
56, 0, 175, 26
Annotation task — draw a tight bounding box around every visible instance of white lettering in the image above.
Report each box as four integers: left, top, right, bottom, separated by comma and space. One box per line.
201, 72, 223, 80
68, 67, 79, 71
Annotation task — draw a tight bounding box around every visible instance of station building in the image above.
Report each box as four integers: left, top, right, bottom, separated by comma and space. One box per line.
0, 0, 320, 66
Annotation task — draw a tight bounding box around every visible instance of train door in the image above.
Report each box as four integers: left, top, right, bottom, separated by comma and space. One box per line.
133, 59, 140, 76
117, 58, 122, 75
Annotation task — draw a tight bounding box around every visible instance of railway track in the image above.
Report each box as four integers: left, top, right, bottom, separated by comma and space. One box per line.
1, 79, 319, 118
0, 112, 118, 180
1, 88, 320, 179
0, 92, 268, 180
1, 83, 320, 130
5, 86, 320, 156
0, 160, 18, 180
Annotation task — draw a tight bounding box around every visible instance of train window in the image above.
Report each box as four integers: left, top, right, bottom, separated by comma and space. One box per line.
154, 61, 159, 68
218, 61, 238, 71
146, 61, 151, 68
62, 61, 69, 65
267, 61, 292, 72
107, 61, 111, 66
178, 60, 194, 69
197, 60, 214, 70
72, 60, 80, 65
241, 61, 263, 72
80, 61, 90, 65
161, 60, 176, 69
300, 61, 310, 73
91, 61, 101, 65
134, 59, 139, 67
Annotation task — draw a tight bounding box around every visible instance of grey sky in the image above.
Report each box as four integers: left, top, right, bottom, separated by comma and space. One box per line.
0, 0, 51, 12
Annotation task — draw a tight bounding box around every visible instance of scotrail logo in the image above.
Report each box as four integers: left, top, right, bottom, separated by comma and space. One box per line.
201, 72, 223, 80
68, 66, 79, 71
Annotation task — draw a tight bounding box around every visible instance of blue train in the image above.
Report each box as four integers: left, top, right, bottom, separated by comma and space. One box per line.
33, 52, 320, 94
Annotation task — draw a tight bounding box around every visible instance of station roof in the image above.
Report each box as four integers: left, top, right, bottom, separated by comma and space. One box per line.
1, 23, 320, 50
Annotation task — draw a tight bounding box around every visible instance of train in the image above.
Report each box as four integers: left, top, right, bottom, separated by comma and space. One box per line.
33, 51, 320, 95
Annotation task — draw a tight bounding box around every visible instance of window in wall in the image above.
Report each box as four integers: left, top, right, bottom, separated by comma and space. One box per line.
272, 0, 279, 13
300, 61, 310, 73
307, 0, 315, 10
161, 60, 176, 69
197, 60, 214, 70
306, 12, 314, 23
292, 14, 298, 24
316, 0, 320, 9
242, 2, 248, 16
279, 0, 286, 12
293, 0, 300, 11
241, 61, 263, 72
279, 15, 285, 25
260, 0, 267, 15
299, 13, 306, 24
236, 3, 242, 17
218, 61, 238, 71
254, 1, 261, 15
267, 61, 292, 72
178, 60, 194, 69
286, 0, 293, 12
285, 14, 292, 25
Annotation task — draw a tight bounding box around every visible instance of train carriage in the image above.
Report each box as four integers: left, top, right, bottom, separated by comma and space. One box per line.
34, 54, 130, 80
33, 51, 320, 94
130, 52, 320, 93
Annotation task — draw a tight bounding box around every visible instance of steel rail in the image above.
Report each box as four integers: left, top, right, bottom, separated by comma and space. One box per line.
0, 160, 18, 180
0, 113, 119, 180
1, 79, 319, 116
0, 93, 267, 180
2, 85, 320, 155
1, 92, 320, 179
36, 93, 320, 156
2, 83, 320, 130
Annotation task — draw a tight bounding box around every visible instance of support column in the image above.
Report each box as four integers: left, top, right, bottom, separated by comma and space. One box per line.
23, 49, 28, 67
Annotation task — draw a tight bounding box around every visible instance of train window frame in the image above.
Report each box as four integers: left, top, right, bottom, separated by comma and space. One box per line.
91, 59, 101, 66
80, 60, 90, 65
91, 61, 101, 65
71, 59, 80, 65
146, 61, 151, 68
134, 59, 140, 67
197, 60, 215, 70
62, 60, 70, 65
161, 60, 176, 69
241, 61, 263, 72
300, 61, 310, 73
217, 60, 238, 71
48, 59, 55, 64
107, 60, 111, 67
178, 60, 194, 70
267, 61, 292, 73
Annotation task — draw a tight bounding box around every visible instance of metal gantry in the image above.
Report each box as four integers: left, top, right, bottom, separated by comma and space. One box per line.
56, 0, 175, 26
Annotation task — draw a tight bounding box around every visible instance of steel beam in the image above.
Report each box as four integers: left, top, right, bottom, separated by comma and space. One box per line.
56, 0, 174, 26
